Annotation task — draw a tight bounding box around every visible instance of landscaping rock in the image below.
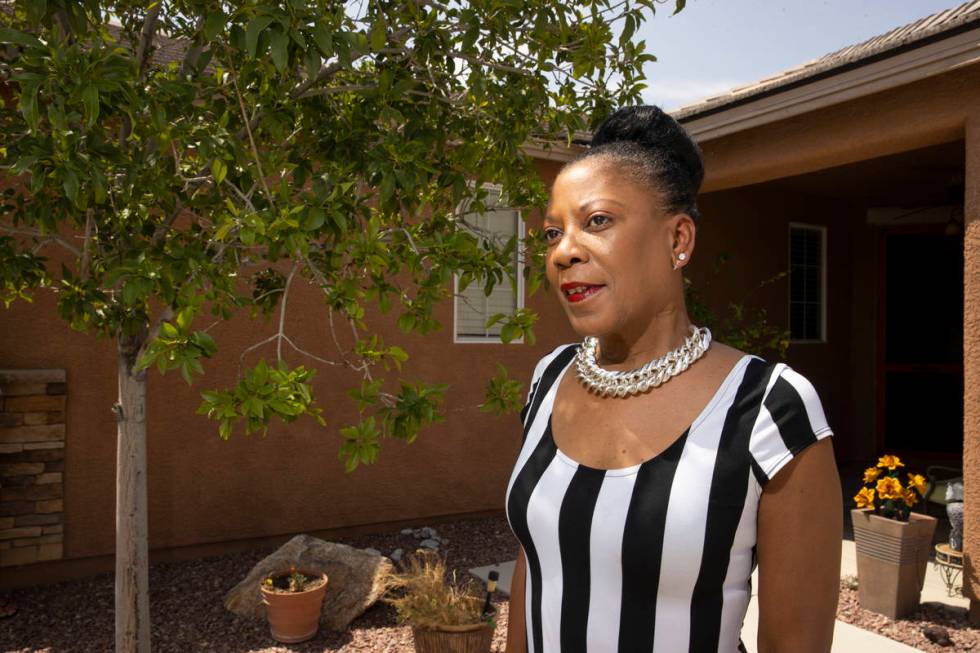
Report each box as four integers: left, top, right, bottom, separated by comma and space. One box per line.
363, 547, 381, 556
923, 625, 954, 647
224, 534, 393, 631
400, 528, 414, 535
419, 538, 440, 550
390, 548, 403, 562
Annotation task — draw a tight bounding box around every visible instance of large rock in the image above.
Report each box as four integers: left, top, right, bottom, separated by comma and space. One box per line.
224, 534, 393, 631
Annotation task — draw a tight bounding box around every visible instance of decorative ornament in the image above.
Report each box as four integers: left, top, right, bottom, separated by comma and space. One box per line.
574, 325, 711, 397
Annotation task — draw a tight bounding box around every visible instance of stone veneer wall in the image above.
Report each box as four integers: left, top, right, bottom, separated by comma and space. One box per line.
0, 370, 66, 567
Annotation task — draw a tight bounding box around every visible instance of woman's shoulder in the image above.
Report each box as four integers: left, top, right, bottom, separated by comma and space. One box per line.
742, 355, 833, 488
526, 342, 580, 383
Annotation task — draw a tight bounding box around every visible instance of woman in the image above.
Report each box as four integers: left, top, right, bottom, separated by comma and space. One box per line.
504, 106, 842, 653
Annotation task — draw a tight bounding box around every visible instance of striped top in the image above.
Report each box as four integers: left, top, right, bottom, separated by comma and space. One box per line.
505, 344, 834, 653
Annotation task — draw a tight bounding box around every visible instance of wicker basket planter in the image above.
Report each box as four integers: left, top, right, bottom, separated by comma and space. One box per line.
851, 508, 937, 618
411, 622, 495, 653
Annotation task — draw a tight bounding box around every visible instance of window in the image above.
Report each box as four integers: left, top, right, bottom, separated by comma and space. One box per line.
453, 187, 524, 342
789, 224, 826, 342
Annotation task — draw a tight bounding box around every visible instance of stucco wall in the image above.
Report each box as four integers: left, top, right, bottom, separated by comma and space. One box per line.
0, 161, 584, 584
963, 114, 980, 611
694, 184, 872, 463
697, 65, 980, 193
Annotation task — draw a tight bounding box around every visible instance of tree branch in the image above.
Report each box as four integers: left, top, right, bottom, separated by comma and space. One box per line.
80, 210, 93, 280
0, 224, 81, 257
276, 263, 298, 362
134, 304, 174, 366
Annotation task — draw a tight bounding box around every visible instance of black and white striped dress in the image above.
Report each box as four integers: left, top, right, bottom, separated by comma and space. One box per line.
505, 344, 833, 653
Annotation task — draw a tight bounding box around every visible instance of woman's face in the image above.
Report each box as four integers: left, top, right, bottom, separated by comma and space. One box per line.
542, 157, 691, 339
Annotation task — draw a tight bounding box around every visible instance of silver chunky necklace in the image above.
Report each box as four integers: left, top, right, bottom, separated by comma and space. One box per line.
574, 325, 712, 397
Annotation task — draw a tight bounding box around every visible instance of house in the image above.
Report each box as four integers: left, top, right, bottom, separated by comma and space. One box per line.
1, 2, 978, 625
666, 0, 980, 622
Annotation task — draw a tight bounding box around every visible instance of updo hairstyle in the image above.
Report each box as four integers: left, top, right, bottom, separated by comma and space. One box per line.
569, 105, 705, 223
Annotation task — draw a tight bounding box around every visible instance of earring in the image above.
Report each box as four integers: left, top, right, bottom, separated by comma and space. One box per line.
672, 251, 687, 271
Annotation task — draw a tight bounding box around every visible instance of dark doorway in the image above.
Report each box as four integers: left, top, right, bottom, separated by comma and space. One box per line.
877, 225, 963, 458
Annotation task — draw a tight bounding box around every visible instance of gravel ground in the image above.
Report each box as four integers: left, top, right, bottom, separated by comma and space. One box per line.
0, 515, 515, 653
837, 581, 979, 651
3, 516, 978, 652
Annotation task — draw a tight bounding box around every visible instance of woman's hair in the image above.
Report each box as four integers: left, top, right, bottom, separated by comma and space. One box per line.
568, 105, 705, 223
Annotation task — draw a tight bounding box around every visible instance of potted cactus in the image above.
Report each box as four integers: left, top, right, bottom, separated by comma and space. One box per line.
260, 564, 329, 643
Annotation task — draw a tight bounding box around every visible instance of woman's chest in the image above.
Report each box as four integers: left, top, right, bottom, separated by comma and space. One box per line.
549, 374, 718, 470
507, 430, 760, 592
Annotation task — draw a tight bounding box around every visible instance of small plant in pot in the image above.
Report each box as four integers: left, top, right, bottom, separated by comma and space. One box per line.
385, 549, 496, 653
260, 564, 329, 644
851, 455, 936, 618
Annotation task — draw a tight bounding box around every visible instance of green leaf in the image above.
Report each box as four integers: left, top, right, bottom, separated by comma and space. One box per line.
369, 18, 386, 52
214, 218, 234, 241
621, 14, 636, 44
397, 312, 415, 333
212, 158, 228, 185
0, 27, 43, 49
175, 307, 193, 331
204, 11, 226, 40
269, 29, 289, 74
674, 0, 687, 14
246, 15, 276, 58
62, 169, 79, 205
311, 23, 333, 55
304, 207, 325, 231
81, 86, 99, 128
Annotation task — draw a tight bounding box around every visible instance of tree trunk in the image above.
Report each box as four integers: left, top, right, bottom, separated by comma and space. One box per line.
115, 330, 151, 653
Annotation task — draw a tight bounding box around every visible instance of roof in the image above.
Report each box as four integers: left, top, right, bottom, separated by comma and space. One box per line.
671, 0, 980, 122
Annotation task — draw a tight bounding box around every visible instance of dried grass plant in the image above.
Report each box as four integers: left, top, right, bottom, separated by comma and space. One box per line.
384, 549, 488, 628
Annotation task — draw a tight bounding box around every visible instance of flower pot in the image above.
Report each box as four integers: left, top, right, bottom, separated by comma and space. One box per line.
411, 622, 495, 653
260, 571, 328, 644
851, 508, 937, 618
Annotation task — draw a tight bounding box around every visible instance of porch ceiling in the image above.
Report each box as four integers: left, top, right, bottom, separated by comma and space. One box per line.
763, 140, 965, 206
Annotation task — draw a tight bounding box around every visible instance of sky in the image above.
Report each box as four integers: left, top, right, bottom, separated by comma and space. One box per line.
638, 0, 970, 110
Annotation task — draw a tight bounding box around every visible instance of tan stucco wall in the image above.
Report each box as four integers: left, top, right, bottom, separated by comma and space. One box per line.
0, 160, 581, 585
694, 184, 873, 464
963, 114, 980, 608
697, 65, 980, 193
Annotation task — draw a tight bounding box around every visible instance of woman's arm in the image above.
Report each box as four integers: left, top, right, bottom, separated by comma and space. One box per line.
756, 437, 842, 653
505, 547, 527, 653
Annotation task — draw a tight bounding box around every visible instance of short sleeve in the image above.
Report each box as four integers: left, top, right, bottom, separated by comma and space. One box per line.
748, 365, 834, 488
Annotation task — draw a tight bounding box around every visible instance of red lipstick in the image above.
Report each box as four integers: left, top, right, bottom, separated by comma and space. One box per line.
560, 282, 604, 303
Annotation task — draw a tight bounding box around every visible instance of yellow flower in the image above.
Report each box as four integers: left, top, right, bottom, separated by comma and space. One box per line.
863, 467, 881, 484
877, 454, 904, 471
876, 476, 903, 500
902, 488, 919, 508
854, 487, 876, 509
907, 473, 927, 496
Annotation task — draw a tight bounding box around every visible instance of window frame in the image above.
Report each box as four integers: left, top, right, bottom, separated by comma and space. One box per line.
452, 184, 526, 344
788, 222, 828, 344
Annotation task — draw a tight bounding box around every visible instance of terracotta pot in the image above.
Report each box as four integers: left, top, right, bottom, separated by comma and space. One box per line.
851, 508, 937, 618
260, 571, 328, 644
411, 622, 495, 653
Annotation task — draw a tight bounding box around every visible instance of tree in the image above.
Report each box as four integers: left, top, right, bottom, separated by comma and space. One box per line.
0, 0, 676, 650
